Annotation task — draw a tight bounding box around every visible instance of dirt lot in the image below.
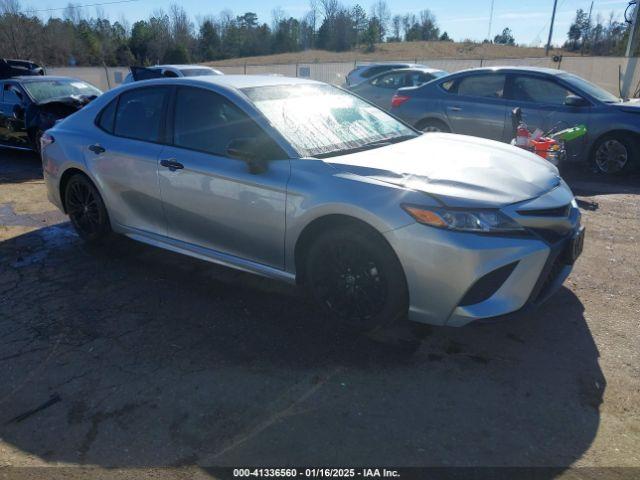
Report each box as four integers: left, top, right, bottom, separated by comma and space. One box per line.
0, 151, 639, 477
207, 41, 569, 66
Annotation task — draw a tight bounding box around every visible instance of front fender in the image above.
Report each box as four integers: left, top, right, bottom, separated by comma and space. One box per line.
283, 159, 430, 273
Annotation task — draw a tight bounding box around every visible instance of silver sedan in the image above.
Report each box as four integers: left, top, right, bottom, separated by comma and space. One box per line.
41, 75, 584, 330
348, 67, 448, 110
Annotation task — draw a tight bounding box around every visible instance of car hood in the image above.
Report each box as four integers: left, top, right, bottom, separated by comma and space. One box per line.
324, 133, 561, 208
611, 98, 640, 114
36, 94, 98, 109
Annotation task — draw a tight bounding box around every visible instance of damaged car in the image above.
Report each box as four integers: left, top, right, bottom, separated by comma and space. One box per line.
0, 58, 46, 78
0, 75, 102, 153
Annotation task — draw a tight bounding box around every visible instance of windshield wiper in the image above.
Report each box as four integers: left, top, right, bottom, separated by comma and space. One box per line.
314, 134, 417, 158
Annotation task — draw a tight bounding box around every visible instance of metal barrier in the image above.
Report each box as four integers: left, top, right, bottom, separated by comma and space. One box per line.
47, 56, 640, 97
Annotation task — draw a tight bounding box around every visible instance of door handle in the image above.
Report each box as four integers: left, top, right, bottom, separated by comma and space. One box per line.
448, 106, 462, 112
88, 144, 105, 154
160, 159, 184, 171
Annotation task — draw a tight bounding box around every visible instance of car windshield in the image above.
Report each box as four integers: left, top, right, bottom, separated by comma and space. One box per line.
23, 79, 102, 103
180, 68, 218, 76
560, 73, 620, 103
243, 83, 417, 157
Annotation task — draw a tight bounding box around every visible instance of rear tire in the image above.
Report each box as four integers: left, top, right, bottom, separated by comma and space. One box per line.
304, 224, 408, 332
64, 174, 111, 243
590, 133, 638, 175
416, 119, 450, 133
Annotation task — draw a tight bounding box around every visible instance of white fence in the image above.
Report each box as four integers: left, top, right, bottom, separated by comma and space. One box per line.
49, 56, 640, 98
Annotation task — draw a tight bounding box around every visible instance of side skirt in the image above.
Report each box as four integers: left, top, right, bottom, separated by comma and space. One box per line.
117, 224, 297, 285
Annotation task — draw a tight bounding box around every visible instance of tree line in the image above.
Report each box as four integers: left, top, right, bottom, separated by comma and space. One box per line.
0, 0, 635, 67
565, 7, 636, 56
0, 0, 453, 66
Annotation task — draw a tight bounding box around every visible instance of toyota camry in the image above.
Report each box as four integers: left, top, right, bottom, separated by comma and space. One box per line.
41, 75, 584, 331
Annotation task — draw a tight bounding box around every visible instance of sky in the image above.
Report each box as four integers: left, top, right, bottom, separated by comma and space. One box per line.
28, 0, 632, 47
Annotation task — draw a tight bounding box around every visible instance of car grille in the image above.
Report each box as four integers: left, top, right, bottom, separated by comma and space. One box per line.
530, 228, 570, 244
517, 204, 571, 217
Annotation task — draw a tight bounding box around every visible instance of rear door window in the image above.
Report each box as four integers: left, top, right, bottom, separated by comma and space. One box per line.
97, 98, 117, 133
361, 65, 400, 79
456, 74, 506, 99
113, 87, 170, 142
371, 72, 407, 89
407, 72, 434, 87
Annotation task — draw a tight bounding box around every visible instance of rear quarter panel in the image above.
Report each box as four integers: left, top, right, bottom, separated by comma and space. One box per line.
392, 84, 449, 129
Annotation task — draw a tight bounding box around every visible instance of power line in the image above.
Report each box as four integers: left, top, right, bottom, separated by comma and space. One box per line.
24, 0, 144, 14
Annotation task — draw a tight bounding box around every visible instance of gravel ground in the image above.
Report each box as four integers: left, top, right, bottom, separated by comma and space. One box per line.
0, 151, 638, 478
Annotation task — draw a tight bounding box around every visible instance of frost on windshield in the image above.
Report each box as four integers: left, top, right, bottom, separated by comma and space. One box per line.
245, 84, 412, 157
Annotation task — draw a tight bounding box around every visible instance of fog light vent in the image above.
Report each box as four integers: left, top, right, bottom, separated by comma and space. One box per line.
459, 262, 518, 306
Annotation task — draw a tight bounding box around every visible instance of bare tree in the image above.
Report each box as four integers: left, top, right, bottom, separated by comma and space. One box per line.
391, 14, 401, 40
271, 7, 285, 31
169, 3, 192, 46
319, 0, 338, 20
0, 0, 42, 59
370, 0, 390, 39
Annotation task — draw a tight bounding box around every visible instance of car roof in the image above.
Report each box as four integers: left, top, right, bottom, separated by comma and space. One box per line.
131, 74, 323, 90
152, 64, 219, 70
7, 75, 87, 82
453, 66, 565, 76
359, 62, 423, 68
375, 67, 445, 74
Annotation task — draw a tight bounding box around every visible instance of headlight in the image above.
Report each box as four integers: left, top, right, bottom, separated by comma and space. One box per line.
402, 205, 525, 233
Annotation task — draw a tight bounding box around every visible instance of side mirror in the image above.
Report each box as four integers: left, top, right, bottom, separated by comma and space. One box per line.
226, 137, 267, 174
565, 95, 589, 107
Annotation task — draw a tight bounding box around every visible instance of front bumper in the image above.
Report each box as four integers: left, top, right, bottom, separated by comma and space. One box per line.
384, 190, 581, 327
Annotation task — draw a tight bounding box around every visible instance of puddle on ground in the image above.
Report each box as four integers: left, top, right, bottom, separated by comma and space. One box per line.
10, 224, 77, 268
0, 202, 66, 228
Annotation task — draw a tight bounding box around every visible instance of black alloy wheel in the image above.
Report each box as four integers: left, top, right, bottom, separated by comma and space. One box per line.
65, 174, 111, 242
305, 225, 408, 331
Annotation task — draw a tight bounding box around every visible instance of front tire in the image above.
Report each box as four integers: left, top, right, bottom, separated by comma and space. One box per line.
304, 224, 408, 332
591, 133, 638, 175
64, 174, 111, 243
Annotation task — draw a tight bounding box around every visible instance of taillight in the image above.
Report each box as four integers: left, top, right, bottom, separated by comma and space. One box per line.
40, 132, 55, 150
391, 95, 410, 108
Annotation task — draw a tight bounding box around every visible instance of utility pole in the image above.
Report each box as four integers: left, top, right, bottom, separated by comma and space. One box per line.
581, 1, 594, 56
621, 0, 639, 98
545, 0, 559, 56
487, 0, 495, 41
625, 0, 639, 57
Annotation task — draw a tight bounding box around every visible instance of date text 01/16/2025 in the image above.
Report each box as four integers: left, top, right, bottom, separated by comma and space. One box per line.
232, 468, 401, 478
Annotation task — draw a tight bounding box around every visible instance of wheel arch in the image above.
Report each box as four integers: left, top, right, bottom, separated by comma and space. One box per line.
58, 167, 91, 213
293, 214, 406, 286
